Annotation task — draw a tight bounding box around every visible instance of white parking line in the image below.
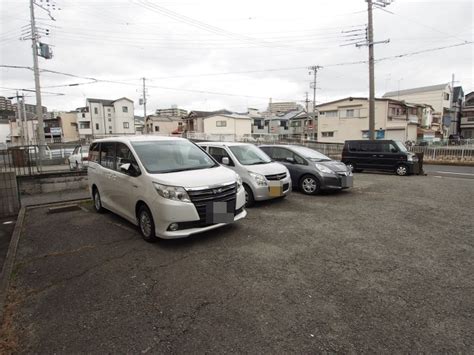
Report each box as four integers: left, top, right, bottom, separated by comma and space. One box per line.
434, 171, 474, 176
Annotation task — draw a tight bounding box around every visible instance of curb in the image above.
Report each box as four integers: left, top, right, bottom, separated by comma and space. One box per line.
0, 198, 91, 324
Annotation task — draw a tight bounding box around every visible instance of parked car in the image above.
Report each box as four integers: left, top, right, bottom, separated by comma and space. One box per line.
198, 142, 291, 206
341, 140, 419, 176
448, 134, 462, 145
88, 136, 246, 242
259, 144, 353, 195
68, 145, 89, 170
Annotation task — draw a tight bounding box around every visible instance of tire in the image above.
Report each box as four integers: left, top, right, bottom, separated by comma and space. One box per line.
138, 205, 158, 243
299, 175, 320, 195
93, 188, 105, 213
396, 164, 408, 176
244, 184, 255, 207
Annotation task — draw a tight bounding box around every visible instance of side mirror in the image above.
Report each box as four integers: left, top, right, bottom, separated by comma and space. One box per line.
120, 163, 131, 172
285, 157, 295, 164
222, 157, 230, 165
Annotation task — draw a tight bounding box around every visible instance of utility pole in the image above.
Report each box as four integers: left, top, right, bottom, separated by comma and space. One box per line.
357, 0, 392, 140
15, 91, 25, 145
308, 65, 322, 140
29, 0, 46, 151
305, 92, 309, 113
367, 0, 375, 140
142, 77, 147, 125
22, 95, 30, 145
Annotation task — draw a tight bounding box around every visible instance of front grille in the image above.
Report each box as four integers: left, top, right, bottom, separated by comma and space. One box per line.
265, 172, 287, 181
283, 183, 290, 192
187, 183, 237, 222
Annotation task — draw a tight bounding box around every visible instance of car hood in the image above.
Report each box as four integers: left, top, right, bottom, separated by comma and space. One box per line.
149, 166, 237, 189
315, 160, 349, 173
245, 161, 288, 175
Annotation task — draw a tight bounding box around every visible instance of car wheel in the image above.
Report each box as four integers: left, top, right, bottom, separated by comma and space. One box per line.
138, 205, 158, 243
244, 184, 255, 207
299, 175, 320, 195
396, 164, 408, 176
93, 188, 105, 213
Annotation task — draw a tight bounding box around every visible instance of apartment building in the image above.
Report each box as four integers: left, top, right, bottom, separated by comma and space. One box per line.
155, 106, 188, 118
316, 97, 419, 143
76, 98, 135, 139
383, 83, 452, 136
461, 91, 474, 138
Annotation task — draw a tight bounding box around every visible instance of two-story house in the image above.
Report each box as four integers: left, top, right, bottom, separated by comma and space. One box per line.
316, 97, 419, 143
202, 113, 252, 141
461, 91, 474, 139
145, 115, 183, 135
383, 83, 452, 137
183, 109, 232, 134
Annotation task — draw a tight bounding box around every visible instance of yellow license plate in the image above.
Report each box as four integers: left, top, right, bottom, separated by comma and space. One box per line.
268, 182, 283, 197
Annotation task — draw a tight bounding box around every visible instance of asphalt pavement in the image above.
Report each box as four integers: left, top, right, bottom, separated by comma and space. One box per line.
2, 173, 473, 353
424, 164, 474, 179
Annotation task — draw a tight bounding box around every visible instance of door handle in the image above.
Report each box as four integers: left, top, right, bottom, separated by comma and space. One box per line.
378, 155, 384, 157
372, 154, 377, 157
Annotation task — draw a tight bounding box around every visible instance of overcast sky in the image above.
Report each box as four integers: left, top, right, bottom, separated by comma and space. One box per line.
0, 0, 472, 115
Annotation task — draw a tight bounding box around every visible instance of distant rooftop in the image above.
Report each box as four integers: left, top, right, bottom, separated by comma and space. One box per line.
383, 83, 449, 97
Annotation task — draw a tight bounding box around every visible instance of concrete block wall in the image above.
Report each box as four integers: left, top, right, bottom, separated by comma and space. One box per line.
17, 172, 88, 195
0, 172, 20, 217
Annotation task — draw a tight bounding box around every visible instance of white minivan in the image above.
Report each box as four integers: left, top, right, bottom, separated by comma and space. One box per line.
87, 136, 247, 242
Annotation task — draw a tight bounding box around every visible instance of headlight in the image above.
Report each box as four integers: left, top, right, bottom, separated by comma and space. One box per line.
249, 171, 267, 186
236, 174, 243, 190
153, 182, 191, 203
315, 163, 333, 174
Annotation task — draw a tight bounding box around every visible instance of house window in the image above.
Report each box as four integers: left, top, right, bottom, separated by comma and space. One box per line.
94, 107, 98, 115
155, 126, 159, 132
122, 106, 128, 113
123, 122, 130, 129
109, 126, 112, 130
96, 123, 99, 130
323, 110, 338, 117
79, 122, 90, 129
107, 108, 111, 112
108, 117, 112, 122
444, 93, 450, 101
346, 109, 354, 117
81, 113, 85, 118
108, 113, 111, 118
322, 131, 334, 137
216, 121, 227, 127
468, 117, 474, 122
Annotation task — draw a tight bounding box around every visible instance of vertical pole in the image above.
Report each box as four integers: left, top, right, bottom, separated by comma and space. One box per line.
142, 77, 147, 124
21, 94, 30, 145
312, 69, 317, 141
368, 0, 376, 140
16, 91, 25, 145
29, 0, 46, 151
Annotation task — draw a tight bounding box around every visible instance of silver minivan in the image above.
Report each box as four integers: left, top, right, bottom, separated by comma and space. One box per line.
198, 142, 292, 206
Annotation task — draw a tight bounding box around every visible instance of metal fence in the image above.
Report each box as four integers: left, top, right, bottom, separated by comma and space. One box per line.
0, 144, 79, 176
408, 146, 474, 162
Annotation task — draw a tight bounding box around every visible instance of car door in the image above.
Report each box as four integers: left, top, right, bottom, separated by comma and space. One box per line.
270, 147, 306, 184
378, 142, 399, 170
358, 142, 379, 169
108, 142, 143, 222
69, 146, 79, 165
97, 141, 116, 208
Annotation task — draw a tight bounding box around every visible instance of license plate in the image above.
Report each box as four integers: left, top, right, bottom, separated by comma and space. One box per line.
205, 200, 235, 224
341, 175, 353, 188
268, 181, 283, 197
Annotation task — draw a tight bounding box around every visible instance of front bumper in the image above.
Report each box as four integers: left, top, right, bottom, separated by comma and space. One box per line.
320, 172, 353, 190
150, 186, 246, 239
253, 176, 292, 201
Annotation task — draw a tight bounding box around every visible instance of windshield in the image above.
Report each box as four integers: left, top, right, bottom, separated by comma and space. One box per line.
131, 140, 217, 174
395, 141, 408, 152
229, 145, 272, 165
291, 146, 331, 162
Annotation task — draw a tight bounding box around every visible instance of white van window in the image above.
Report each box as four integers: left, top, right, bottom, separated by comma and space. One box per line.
89, 143, 100, 163
100, 142, 116, 170
131, 140, 217, 174
116, 143, 140, 176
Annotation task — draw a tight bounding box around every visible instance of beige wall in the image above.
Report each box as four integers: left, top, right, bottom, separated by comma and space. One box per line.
317, 99, 416, 143
146, 118, 181, 135
113, 99, 135, 134
384, 86, 451, 114
203, 115, 252, 136
59, 112, 79, 142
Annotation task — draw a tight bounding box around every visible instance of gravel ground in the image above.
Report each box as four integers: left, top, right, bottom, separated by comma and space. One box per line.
2, 173, 473, 353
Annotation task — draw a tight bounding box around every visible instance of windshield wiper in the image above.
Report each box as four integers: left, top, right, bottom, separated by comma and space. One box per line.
249, 161, 270, 165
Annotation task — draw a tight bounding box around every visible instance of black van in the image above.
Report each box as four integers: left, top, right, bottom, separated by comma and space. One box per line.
341, 140, 419, 176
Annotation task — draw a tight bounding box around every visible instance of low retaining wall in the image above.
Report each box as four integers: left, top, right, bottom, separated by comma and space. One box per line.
0, 172, 20, 217
17, 171, 88, 195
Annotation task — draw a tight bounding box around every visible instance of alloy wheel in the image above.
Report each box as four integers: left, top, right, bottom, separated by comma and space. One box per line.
302, 177, 317, 193
140, 211, 152, 238
94, 191, 101, 210
396, 165, 408, 176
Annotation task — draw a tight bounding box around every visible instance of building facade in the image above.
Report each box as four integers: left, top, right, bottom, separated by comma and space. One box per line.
383, 83, 452, 137
202, 113, 252, 139
155, 106, 188, 118
316, 97, 418, 143
460, 92, 474, 139
145, 115, 183, 135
